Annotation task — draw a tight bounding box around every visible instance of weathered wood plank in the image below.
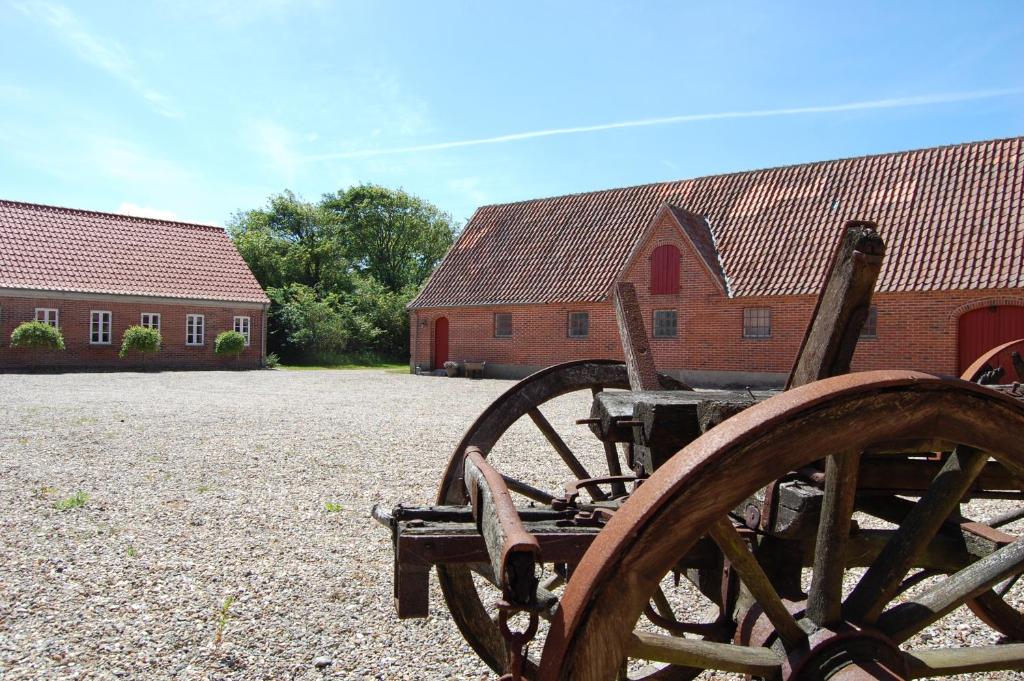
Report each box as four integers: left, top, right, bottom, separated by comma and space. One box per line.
626, 632, 782, 675
613, 281, 662, 391
787, 221, 885, 389
463, 449, 540, 606
807, 451, 861, 627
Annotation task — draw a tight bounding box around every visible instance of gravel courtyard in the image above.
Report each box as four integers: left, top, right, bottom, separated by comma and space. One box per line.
1, 369, 1022, 680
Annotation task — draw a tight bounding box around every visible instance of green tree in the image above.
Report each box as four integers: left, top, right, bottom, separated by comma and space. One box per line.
322, 184, 456, 292
228, 191, 349, 292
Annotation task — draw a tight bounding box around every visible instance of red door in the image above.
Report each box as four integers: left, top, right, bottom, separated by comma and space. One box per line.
958, 305, 1024, 373
434, 317, 449, 368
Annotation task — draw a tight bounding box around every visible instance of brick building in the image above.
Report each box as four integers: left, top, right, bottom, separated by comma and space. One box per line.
0, 200, 269, 370
409, 137, 1024, 386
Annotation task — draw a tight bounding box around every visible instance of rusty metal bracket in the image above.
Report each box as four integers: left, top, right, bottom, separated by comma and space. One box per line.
464, 447, 541, 607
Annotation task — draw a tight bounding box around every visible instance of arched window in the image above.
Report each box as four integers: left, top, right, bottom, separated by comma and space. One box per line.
650, 244, 680, 295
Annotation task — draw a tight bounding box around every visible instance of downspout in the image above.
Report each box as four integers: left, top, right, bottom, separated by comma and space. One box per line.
262, 302, 268, 367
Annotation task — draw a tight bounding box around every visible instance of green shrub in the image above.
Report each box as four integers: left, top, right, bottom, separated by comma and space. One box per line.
265, 352, 280, 368
214, 331, 246, 356
10, 321, 65, 350
119, 325, 161, 358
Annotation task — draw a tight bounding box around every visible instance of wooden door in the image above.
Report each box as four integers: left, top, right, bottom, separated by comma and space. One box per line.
434, 317, 449, 368
958, 305, 1024, 373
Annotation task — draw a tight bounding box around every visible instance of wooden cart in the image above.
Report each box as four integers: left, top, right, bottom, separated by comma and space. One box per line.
375, 221, 1024, 680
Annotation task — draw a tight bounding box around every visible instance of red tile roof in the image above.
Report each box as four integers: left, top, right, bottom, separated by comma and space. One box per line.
411, 137, 1023, 308
0, 200, 269, 304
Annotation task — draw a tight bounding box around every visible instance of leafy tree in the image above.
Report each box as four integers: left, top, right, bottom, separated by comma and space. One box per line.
119, 325, 161, 358
322, 184, 456, 292
228, 191, 349, 292
268, 284, 350, 357
230, 185, 457, 363
10, 321, 65, 350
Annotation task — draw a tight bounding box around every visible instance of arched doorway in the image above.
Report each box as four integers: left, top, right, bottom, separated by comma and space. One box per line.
958, 305, 1024, 373
434, 317, 449, 369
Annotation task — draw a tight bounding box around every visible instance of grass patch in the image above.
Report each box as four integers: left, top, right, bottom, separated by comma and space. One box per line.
324, 502, 346, 513
278, 351, 407, 371
54, 491, 89, 511
214, 595, 237, 646
126, 545, 138, 558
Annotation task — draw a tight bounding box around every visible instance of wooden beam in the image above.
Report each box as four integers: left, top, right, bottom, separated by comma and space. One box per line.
613, 281, 662, 391
787, 221, 885, 389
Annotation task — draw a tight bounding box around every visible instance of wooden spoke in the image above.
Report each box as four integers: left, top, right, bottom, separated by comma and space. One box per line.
985, 505, 1024, 529
878, 538, 1024, 643
709, 518, 806, 650
807, 451, 861, 627
501, 474, 557, 505
996, 572, 1022, 598
904, 643, 1024, 678
602, 441, 628, 497
527, 407, 608, 501
650, 585, 676, 623
627, 633, 781, 676
844, 445, 989, 624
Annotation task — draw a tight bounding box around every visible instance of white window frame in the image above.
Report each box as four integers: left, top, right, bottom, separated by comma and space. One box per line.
90, 310, 112, 345
35, 308, 59, 328
140, 313, 161, 331
233, 315, 251, 346
186, 314, 205, 346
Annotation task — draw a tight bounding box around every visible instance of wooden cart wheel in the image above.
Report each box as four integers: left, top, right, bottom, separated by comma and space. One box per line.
960, 338, 1024, 638
435, 359, 709, 680
539, 371, 1024, 681
960, 338, 1024, 384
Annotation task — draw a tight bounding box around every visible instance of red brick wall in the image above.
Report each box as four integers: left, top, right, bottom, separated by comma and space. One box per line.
0, 295, 265, 370
409, 212, 1024, 381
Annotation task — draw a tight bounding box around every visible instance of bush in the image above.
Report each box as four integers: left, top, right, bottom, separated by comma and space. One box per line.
10, 321, 65, 350
215, 331, 246, 356
119, 325, 161, 358
265, 352, 280, 368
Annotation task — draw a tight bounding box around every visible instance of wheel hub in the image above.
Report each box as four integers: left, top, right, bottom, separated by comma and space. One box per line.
738, 605, 908, 681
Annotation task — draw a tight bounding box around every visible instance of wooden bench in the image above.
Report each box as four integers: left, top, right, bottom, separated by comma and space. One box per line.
464, 360, 486, 379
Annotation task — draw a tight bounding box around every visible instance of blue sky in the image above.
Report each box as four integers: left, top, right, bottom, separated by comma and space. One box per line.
1, 1, 1022, 226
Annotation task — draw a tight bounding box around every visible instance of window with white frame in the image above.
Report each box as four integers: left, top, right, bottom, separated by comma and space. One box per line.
35, 308, 59, 327
742, 307, 772, 339
233, 316, 251, 346
653, 310, 678, 338
186, 314, 205, 346
140, 313, 161, 331
90, 311, 112, 345
568, 312, 589, 338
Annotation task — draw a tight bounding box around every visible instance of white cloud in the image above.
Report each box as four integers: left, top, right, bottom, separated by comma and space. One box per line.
116, 202, 180, 221
306, 88, 1024, 161
14, 1, 181, 118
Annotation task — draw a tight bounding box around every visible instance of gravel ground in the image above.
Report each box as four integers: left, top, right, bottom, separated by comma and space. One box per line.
0, 369, 1022, 680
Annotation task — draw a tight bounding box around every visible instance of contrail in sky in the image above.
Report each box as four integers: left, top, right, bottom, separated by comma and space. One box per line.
305, 88, 1023, 162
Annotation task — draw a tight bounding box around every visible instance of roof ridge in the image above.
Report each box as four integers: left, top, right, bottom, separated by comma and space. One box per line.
0, 198, 225, 233
470, 135, 1023, 212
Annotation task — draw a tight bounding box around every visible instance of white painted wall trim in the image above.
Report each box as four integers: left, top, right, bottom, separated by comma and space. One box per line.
0, 287, 268, 310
